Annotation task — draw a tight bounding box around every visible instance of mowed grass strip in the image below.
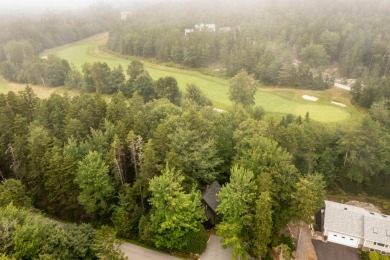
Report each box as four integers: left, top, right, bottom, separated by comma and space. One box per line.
42, 33, 359, 122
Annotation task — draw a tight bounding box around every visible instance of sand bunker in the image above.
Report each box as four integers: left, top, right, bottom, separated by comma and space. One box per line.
331, 101, 346, 107
213, 107, 226, 113
302, 95, 318, 101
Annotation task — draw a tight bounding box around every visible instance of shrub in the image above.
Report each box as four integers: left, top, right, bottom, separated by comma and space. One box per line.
360, 251, 369, 260
181, 224, 208, 254
383, 203, 388, 210
281, 234, 296, 252
138, 215, 153, 245
368, 251, 390, 260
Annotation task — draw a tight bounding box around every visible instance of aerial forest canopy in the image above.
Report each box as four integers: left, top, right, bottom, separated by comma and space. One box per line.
0, 0, 390, 258
0, 83, 389, 257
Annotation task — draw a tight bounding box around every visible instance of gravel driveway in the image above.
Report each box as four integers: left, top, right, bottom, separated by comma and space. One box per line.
200, 235, 233, 260
120, 242, 181, 260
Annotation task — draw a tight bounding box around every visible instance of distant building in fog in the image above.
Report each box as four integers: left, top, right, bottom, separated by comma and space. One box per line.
185, 23, 216, 36
195, 23, 216, 32
219, 27, 231, 32
121, 11, 132, 21
184, 29, 194, 36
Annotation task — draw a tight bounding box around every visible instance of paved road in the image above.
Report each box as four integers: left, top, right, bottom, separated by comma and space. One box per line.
200, 235, 233, 260
312, 240, 360, 260
120, 242, 181, 260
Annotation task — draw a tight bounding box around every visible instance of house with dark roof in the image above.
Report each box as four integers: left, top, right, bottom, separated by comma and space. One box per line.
201, 181, 221, 225
323, 200, 390, 256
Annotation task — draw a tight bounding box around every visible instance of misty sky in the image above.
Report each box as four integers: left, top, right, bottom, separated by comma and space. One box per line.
0, 0, 114, 12
0, 0, 183, 13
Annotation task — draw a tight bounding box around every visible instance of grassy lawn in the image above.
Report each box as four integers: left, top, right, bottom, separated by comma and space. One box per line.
0, 76, 68, 99
41, 32, 361, 122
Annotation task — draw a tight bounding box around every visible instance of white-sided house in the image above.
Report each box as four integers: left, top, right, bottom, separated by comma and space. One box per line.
323, 200, 390, 256
363, 213, 390, 255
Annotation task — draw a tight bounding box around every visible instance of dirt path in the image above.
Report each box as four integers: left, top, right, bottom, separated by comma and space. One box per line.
290, 223, 318, 260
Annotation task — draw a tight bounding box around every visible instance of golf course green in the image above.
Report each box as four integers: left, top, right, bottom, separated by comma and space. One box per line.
40, 33, 359, 122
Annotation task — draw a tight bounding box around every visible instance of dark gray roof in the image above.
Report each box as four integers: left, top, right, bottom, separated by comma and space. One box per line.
202, 181, 221, 211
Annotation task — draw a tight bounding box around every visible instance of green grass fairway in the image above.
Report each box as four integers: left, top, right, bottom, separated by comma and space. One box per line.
0, 76, 12, 94
43, 33, 360, 122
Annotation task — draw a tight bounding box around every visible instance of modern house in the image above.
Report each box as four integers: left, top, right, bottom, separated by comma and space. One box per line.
201, 181, 221, 225
323, 200, 390, 256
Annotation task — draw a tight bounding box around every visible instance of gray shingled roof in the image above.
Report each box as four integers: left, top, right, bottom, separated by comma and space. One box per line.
324, 200, 390, 244
324, 200, 365, 238
364, 214, 390, 245
201, 181, 221, 212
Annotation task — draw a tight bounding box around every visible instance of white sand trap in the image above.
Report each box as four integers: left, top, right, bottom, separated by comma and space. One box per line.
331, 101, 346, 107
302, 95, 318, 101
213, 107, 226, 113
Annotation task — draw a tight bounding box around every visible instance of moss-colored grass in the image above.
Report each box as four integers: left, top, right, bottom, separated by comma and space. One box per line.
0, 76, 66, 98
41, 32, 361, 122
0, 76, 13, 94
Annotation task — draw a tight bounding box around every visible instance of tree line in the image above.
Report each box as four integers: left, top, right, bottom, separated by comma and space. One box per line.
68, 60, 182, 105
0, 4, 118, 53
0, 202, 125, 259
0, 75, 389, 257
0, 4, 119, 87
107, 0, 390, 103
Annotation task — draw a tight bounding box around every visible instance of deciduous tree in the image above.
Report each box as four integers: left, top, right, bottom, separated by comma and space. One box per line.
229, 71, 258, 106
216, 165, 256, 259
291, 173, 326, 223
74, 151, 115, 215
148, 166, 206, 251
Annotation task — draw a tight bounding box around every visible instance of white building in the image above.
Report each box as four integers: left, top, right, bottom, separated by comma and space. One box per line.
120, 11, 132, 21
184, 29, 194, 37
323, 200, 390, 256
195, 23, 216, 32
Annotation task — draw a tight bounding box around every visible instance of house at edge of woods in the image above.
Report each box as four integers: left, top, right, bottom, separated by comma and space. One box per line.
201, 181, 221, 226
323, 200, 390, 256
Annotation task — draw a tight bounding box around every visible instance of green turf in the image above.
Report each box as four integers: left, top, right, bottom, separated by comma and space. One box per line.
43, 33, 359, 122
0, 76, 12, 94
